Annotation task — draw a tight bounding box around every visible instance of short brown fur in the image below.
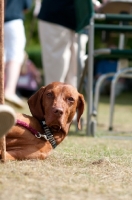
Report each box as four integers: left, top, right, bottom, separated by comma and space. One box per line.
1, 82, 85, 160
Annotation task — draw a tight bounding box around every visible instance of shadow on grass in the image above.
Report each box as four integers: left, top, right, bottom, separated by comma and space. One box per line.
99, 91, 132, 106
69, 124, 88, 137
69, 123, 132, 140
68, 131, 87, 137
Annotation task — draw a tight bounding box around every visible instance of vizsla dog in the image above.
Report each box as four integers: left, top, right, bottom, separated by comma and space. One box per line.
1, 82, 85, 160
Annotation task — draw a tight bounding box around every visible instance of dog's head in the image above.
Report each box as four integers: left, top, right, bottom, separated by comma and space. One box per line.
28, 82, 85, 135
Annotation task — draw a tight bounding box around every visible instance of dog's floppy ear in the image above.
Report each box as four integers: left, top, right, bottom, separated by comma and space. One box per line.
77, 94, 85, 130
28, 86, 46, 120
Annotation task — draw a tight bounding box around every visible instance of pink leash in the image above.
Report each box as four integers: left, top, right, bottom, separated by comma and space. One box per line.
16, 119, 57, 148
16, 119, 40, 137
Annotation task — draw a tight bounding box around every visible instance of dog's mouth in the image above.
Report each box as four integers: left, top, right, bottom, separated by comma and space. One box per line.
50, 125, 62, 133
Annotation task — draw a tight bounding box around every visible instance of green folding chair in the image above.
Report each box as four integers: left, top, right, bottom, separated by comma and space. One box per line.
77, 0, 132, 136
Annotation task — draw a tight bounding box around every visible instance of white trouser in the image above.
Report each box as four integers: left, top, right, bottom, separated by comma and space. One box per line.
4, 19, 26, 63
4, 19, 26, 100
38, 21, 78, 88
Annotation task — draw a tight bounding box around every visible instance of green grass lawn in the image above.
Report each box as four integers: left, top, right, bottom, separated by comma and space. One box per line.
79, 92, 132, 137
0, 92, 132, 200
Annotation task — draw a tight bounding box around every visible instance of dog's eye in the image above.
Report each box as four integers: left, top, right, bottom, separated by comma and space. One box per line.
68, 97, 74, 102
47, 92, 53, 97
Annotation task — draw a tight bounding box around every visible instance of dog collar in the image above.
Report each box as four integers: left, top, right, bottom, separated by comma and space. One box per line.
40, 120, 57, 149
16, 119, 57, 149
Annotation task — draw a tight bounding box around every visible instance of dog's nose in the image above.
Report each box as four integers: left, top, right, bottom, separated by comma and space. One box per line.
53, 107, 63, 116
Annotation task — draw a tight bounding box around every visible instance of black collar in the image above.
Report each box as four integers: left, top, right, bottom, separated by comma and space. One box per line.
40, 121, 57, 149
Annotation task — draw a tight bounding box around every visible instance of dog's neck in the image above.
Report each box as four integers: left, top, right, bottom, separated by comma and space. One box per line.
16, 119, 57, 149
16, 119, 69, 149
40, 120, 70, 146
53, 123, 70, 144
40, 120, 57, 148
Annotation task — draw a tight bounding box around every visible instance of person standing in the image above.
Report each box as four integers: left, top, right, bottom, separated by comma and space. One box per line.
4, 0, 32, 107
36, 0, 78, 88
34, 0, 105, 88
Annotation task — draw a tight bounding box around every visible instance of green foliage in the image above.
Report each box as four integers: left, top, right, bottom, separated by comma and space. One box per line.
24, 5, 42, 68
26, 46, 42, 69
24, 5, 40, 47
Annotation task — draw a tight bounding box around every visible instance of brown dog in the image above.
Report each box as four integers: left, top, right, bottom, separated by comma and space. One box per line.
1, 82, 85, 160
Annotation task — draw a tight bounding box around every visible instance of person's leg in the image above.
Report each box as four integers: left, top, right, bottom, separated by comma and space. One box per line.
65, 32, 78, 88
0, 105, 16, 138
4, 20, 26, 107
80, 34, 88, 68
38, 21, 72, 85
4, 61, 24, 107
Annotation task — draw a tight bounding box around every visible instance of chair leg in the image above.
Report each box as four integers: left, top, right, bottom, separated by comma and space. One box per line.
109, 68, 132, 131
109, 76, 117, 131
78, 57, 88, 92
94, 73, 114, 122
87, 17, 94, 136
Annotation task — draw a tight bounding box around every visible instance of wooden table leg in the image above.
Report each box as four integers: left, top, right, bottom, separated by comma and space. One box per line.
0, 137, 6, 162
0, 1, 6, 162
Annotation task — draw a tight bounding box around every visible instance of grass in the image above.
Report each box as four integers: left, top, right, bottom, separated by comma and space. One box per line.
97, 92, 132, 133
0, 92, 132, 200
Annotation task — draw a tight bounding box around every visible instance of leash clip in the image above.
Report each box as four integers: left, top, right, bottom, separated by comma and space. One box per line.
35, 132, 49, 141
41, 134, 49, 141
35, 132, 41, 138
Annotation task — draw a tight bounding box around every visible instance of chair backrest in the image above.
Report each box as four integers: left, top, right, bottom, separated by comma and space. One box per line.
74, 0, 94, 32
